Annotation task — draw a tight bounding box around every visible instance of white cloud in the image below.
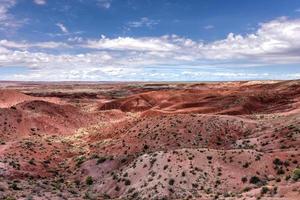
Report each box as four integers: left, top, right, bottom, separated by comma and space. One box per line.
0, 0, 15, 19
0, 40, 28, 49
181, 71, 271, 78
48, 31, 83, 38
201, 17, 300, 62
295, 8, 300, 12
68, 37, 83, 43
84, 35, 178, 51
0, 40, 70, 49
83, 17, 300, 64
56, 23, 69, 34
204, 25, 214, 30
33, 0, 46, 5
127, 17, 159, 28
0, 0, 18, 28
1, 17, 300, 81
97, 0, 112, 9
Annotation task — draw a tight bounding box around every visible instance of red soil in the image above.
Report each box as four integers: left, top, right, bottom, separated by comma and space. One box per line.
0, 90, 34, 108
0, 81, 300, 200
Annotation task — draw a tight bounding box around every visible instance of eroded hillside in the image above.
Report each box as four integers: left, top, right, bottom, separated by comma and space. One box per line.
0, 81, 300, 200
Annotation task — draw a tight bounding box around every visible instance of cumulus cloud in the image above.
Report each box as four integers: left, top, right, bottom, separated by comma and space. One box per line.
1, 17, 300, 81
33, 0, 46, 5
201, 17, 300, 63
84, 17, 300, 64
84, 35, 178, 51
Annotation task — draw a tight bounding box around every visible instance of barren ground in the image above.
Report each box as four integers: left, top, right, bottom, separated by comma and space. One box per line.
0, 80, 299, 200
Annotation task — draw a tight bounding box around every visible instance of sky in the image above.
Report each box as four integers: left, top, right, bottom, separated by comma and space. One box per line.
0, 0, 300, 81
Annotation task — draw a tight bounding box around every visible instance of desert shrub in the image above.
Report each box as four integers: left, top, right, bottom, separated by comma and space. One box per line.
276, 168, 285, 175
168, 179, 175, 186
90, 154, 99, 159
273, 186, 278, 194
97, 157, 107, 164
273, 158, 283, 166
10, 183, 20, 190
28, 158, 35, 165
75, 156, 86, 167
124, 179, 131, 186
143, 144, 149, 150
150, 158, 157, 167
292, 160, 298, 164
243, 187, 251, 192
9, 161, 20, 170
115, 186, 120, 191
241, 177, 247, 183
243, 162, 250, 168
261, 186, 269, 195
249, 176, 261, 185
86, 176, 93, 185
292, 168, 300, 181
283, 161, 290, 167
43, 159, 51, 164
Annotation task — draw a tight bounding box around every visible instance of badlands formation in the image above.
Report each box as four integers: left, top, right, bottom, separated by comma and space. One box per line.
0, 81, 299, 200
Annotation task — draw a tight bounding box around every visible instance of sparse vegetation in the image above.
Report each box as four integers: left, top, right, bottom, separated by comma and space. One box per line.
168, 179, 175, 186
292, 168, 300, 181
261, 186, 269, 195
86, 176, 93, 185
96, 157, 107, 164
249, 176, 261, 185
1, 82, 300, 199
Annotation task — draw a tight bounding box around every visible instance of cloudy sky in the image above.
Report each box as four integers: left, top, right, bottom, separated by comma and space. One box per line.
0, 0, 300, 81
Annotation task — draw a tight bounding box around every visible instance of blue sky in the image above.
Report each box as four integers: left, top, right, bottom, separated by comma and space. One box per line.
0, 0, 300, 81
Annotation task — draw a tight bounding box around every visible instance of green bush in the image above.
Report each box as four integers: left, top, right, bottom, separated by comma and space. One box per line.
124, 179, 131, 186
249, 176, 261, 185
86, 176, 93, 185
10, 183, 20, 190
292, 168, 300, 181
96, 157, 107, 164
75, 156, 86, 167
261, 186, 269, 195
28, 158, 35, 165
168, 178, 175, 185
241, 177, 247, 183
273, 158, 283, 166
